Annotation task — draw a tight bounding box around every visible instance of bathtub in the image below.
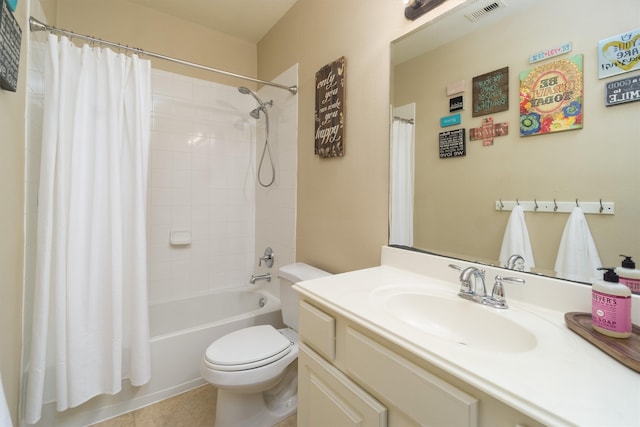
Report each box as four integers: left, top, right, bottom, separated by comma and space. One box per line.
145, 287, 283, 395
33, 287, 283, 426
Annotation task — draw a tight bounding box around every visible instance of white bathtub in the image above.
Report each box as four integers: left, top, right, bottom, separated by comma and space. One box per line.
33, 287, 283, 426
145, 287, 283, 396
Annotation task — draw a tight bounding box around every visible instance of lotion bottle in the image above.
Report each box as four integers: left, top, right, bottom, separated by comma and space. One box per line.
615, 255, 640, 295
592, 268, 632, 338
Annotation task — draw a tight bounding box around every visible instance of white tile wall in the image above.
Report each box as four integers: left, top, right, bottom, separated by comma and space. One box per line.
254, 65, 299, 290
148, 69, 258, 302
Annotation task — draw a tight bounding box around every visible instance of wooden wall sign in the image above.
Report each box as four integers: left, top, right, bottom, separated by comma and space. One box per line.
315, 56, 345, 158
472, 67, 509, 117
0, 0, 22, 92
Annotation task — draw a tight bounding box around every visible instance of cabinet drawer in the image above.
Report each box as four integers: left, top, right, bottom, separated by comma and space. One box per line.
299, 343, 387, 427
345, 327, 478, 427
299, 301, 336, 361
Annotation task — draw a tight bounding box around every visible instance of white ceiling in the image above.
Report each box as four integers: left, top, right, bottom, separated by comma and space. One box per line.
126, 0, 298, 43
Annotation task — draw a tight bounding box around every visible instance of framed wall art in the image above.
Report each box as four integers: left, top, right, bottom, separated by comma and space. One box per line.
519, 54, 583, 137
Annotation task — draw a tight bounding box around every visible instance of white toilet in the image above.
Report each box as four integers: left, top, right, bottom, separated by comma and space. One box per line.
200, 263, 331, 427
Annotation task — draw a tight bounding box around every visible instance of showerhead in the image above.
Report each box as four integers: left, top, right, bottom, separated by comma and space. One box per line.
238, 86, 273, 119
238, 86, 265, 106
250, 108, 261, 119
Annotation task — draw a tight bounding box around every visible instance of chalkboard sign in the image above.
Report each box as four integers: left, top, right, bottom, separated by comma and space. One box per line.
605, 74, 640, 106
439, 128, 466, 159
472, 67, 508, 117
0, 0, 21, 92
315, 57, 345, 158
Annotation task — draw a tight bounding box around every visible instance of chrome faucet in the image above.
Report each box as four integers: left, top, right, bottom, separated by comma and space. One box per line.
458, 266, 487, 302
449, 264, 525, 309
250, 273, 271, 284
504, 254, 525, 271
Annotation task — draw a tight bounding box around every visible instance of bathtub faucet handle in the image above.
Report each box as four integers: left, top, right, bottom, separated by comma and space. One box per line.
258, 247, 275, 268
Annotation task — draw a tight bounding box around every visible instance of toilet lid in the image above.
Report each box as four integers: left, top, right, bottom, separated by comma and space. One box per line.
204, 325, 292, 371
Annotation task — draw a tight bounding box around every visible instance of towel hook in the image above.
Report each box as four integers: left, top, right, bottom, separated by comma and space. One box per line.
576, 198, 579, 207
499, 199, 504, 210
516, 198, 520, 205
599, 198, 604, 213
553, 198, 558, 212
534, 198, 539, 211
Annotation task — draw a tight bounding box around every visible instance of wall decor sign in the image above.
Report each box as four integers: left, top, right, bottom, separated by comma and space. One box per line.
598, 28, 640, 79
440, 113, 461, 127
0, 0, 21, 92
439, 128, 465, 158
605, 74, 640, 106
472, 67, 509, 117
529, 42, 572, 64
519, 54, 583, 137
315, 56, 345, 158
449, 95, 463, 112
446, 80, 465, 95
469, 117, 508, 146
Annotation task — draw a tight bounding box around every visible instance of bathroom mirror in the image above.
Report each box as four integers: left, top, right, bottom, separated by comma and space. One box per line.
390, 0, 640, 283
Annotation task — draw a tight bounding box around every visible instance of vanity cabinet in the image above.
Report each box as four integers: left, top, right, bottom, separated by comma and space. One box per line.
297, 299, 544, 427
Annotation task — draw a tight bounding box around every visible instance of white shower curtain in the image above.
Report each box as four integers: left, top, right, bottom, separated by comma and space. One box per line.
25, 34, 152, 423
389, 119, 414, 246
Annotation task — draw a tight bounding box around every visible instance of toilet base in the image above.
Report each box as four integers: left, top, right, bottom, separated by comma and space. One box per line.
214, 362, 298, 427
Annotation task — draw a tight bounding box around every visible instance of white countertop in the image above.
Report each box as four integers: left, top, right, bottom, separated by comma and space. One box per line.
294, 246, 640, 427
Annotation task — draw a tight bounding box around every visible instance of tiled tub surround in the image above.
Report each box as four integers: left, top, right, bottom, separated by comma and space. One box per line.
147, 69, 257, 302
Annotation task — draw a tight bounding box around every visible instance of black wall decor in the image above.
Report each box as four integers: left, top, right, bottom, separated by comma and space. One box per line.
0, 0, 22, 92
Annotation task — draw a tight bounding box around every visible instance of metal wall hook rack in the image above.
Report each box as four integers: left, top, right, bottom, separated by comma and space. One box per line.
495, 199, 614, 215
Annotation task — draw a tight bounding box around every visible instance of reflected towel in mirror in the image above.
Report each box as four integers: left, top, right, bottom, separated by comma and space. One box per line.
554, 206, 602, 283
499, 205, 536, 272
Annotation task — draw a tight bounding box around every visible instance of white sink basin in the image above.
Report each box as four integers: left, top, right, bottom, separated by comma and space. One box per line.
372, 287, 538, 353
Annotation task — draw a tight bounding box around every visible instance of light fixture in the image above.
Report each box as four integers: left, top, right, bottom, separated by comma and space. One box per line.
404, 0, 448, 20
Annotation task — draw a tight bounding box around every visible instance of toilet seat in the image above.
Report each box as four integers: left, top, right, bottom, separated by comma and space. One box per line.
204, 325, 292, 372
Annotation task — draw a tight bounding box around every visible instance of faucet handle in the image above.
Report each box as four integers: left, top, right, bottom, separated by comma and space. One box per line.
488, 275, 525, 309
258, 247, 274, 268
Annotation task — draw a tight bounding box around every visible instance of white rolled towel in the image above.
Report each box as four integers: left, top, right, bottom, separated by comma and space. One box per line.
554, 206, 602, 283
499, 205, 535, 272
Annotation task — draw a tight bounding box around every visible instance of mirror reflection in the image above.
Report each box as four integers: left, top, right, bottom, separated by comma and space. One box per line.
390, 0, 640, 284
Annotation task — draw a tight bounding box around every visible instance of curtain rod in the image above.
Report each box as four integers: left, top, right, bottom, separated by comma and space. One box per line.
393, 116, 414, 124
28, 17, 298, 95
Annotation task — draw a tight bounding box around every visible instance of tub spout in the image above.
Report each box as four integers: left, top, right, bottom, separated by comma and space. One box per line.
250, 273, 271, 284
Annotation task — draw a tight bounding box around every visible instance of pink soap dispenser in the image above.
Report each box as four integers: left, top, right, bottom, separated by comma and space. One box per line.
592, 267, 632, 338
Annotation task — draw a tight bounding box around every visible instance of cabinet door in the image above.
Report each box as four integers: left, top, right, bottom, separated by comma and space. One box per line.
298, 343, 387, 427
345, 327, 478, 427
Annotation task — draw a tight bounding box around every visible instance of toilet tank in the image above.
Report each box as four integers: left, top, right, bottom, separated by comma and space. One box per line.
278, 263, 331, 331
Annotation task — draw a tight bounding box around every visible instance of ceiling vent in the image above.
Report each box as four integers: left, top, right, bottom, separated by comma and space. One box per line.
464, 0, 507, 22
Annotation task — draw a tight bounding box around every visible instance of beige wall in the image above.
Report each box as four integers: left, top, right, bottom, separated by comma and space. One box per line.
0, 0, 27, 424
393, 0, 640, 276
258, 0, 429, 273
56, 0, 258, 86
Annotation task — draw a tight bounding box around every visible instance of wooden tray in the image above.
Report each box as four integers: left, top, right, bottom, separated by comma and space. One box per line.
564, 312, 640, 373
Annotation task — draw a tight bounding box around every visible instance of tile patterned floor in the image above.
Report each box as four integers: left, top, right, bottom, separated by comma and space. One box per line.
91, 385, 297, 427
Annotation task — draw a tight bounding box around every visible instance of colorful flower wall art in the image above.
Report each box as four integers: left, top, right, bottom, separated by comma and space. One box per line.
519, 54, 583, 137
